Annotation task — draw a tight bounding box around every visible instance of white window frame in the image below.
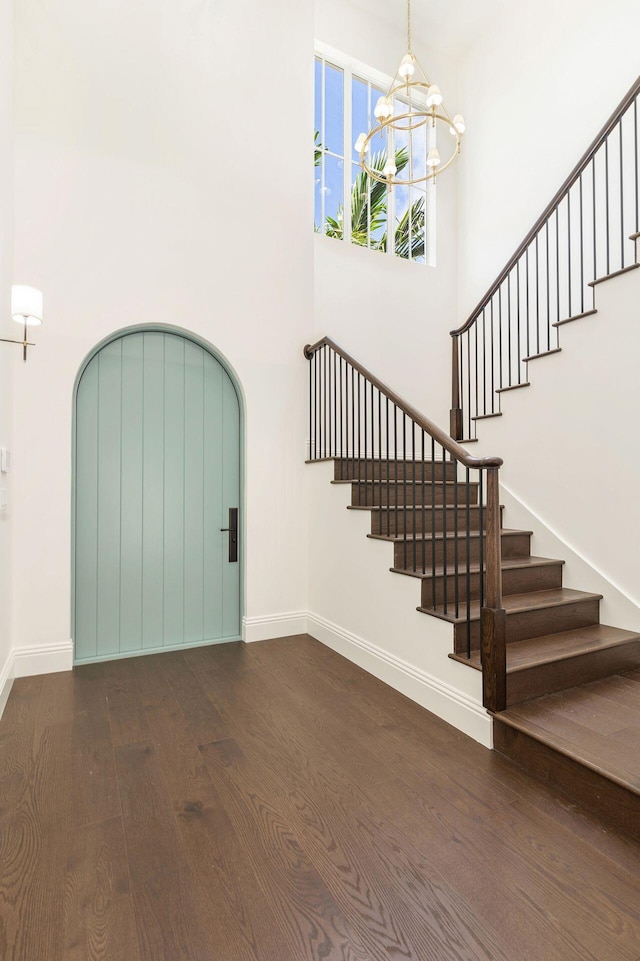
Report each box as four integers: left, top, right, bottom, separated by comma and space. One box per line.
314, 40, 437, 266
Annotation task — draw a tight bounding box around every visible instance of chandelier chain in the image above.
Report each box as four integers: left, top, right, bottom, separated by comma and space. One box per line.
407, 0, 412, 53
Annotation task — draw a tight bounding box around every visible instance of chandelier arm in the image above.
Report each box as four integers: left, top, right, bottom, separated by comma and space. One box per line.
360, 110, 461, 186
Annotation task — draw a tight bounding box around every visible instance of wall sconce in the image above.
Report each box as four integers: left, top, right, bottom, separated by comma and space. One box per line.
0, 285, 43, 362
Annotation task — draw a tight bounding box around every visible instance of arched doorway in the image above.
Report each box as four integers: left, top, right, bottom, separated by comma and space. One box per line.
73, 327, 242, 664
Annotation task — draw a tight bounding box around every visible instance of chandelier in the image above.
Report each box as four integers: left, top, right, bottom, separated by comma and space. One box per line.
354, 0, 465, 187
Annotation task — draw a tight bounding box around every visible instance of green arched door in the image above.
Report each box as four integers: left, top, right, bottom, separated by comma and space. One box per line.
74, 330, 241, 664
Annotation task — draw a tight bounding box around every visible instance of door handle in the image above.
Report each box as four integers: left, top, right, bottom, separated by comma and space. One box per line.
220, 508, 238, 563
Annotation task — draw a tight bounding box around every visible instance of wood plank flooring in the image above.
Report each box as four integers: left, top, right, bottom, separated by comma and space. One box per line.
1, 635, 640, 961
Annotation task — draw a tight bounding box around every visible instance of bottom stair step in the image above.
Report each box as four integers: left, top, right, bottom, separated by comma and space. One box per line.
493, 670, 640, 840
450, 624, 640, 705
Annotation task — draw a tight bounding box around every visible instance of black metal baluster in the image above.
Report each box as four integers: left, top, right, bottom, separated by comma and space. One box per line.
478, 471, 484, 612
579, 172, 585, 312
378, 387, 382, 520
319, 349, 323, 460
465, 469, 471, 658
363, 372, 368, 505
453, 459, 459, 619
567, 191, 572, 318
525, 247, 530, 359
605, 136, 610, 274
535, 233, 540, 354
482, 308, 486, 415
516, 260, 521, 384
545, 220, 550, 350
489, 299, 494, 405
412, 420, 416, 573
339, 356, 343, 459
635, 98, 639, 234
474, 322, 479, 423
441, 444, 448, 615
556, 206, 561, 324
593, 156, 597, 282
394, 404, 398, 537
498, 286, 503, 389
620, 120, 625, 269
431, 436, 436, 609
359, 373, 363, 503
466, 331, 471, 440
421, 430, 426, 575
403, 414, 407, 570
386, 397, 390, 530
507, 274, 512, 387
351, 365, 355, 481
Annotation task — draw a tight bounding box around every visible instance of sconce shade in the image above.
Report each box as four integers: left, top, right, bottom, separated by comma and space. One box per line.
12, 285, 43, 327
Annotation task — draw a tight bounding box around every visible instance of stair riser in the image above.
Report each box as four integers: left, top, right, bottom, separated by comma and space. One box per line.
335, 459, 457, 483
352, 482, 479, 508
453, 598, 601, 654
373, 506, 502, 536
506, 640, 640, 706
493, 722, 640, 841
420, 563, 563, 607
392, 532, 532, 568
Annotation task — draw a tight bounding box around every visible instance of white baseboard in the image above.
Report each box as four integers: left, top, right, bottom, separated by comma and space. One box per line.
0, 653, 14, 721
242, 611, 308, 643
12, 641, 73, 678
306, 612, 493, 748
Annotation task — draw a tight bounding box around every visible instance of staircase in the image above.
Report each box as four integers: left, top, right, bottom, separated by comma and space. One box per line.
332, 452, 640, 838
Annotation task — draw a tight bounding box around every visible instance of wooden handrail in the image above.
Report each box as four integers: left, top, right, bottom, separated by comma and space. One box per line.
450, 74, 640, 338
304, 336, 503, 469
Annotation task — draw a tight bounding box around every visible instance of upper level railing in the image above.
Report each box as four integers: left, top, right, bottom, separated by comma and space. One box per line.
450, 76, 640, 442
304, 336, 507, 712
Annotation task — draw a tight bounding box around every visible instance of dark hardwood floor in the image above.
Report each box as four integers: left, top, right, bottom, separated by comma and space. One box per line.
1, 635, 640, 961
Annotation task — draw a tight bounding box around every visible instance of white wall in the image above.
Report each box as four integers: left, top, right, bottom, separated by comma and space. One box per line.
0, 0, 14, 712
11, 0, 315, 666
456, 0, 640, 317
314, 0, 460, 427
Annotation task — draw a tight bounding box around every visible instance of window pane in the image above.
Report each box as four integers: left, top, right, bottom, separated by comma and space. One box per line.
352, 76, 368, 163
410, 187, 426, 262
324, 64, 344, 157
369, 175, 387, 249
394, 184, 410, 259
323, 154, 344, 237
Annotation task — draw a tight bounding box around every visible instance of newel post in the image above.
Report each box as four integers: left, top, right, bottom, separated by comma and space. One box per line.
450, 334, 463, 441
481, 467, 507, 712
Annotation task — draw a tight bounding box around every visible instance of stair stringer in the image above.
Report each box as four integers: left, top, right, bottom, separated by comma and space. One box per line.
306, 460, 492, 748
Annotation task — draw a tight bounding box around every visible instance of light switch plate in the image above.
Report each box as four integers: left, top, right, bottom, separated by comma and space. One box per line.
0, 489, 7, 512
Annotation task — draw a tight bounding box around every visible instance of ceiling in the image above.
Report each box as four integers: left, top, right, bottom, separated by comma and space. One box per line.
344, 0, 510, 58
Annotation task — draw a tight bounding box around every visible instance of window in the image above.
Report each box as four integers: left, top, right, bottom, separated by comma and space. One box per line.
314, 43, 435, 265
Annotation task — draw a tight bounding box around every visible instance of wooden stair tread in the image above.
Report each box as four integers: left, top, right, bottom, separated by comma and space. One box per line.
454, 624, 640, 673
367, 527, 532, 544
350, 503, 499, 513
419, 587, 602, 624
496, 382, 530, 393
589, 262, 640, 286
471, 412, 502, 421
391, 555, 564, 581
495, 676, 640, 794
331, 479, 479, 487
552, 308, 598, 328
523, 347, 562, 362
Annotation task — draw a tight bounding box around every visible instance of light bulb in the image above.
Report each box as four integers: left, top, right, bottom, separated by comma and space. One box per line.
427, 147, 441, 168
398, 53, 415, 79
374, 96, 393, 120
354, 133, 367, 153
383, 158, 397, 179
426, 84, 443, 107
452, 114, 465, 134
